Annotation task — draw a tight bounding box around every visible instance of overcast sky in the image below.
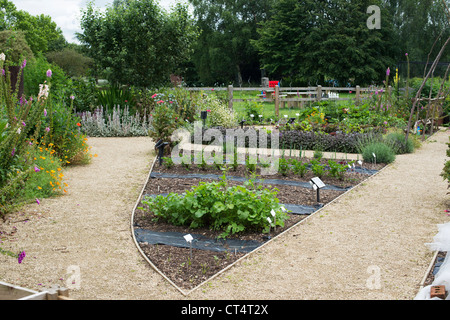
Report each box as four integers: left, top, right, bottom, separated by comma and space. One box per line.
12, 0, 183, 44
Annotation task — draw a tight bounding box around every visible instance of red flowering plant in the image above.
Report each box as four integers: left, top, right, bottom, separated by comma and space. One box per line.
147, 93, 182, 149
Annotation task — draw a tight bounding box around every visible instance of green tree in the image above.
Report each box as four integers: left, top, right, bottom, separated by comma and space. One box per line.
78, 0, 198, 87
253, 0, 395, 86
46, 48, 93, 77
0, 30, 34, 64
384, 0, 450, 64
0, 0, 66, 55
188, 0, 274, 86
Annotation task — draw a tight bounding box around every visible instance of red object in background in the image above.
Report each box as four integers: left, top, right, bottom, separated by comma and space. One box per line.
269, 81, 279, 87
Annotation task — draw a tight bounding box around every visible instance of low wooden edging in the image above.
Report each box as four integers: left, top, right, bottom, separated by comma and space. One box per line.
0, 281, 71, 300
130, 145, 389, 296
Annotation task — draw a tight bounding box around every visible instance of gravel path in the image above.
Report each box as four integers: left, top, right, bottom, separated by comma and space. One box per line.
0, 130, 449, 300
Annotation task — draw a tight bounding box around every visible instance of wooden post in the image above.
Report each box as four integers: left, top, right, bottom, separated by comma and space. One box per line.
316, 85, 322, 102
275, 85, 280, 117
228, 85, 233, 110
355, 85, 361, 105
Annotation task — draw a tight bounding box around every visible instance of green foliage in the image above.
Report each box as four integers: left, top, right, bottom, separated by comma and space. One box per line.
0, 1, 66, 55
327, 160, 348, 180
0, 30, 34, 64
69, 77, 98, 113
201, 94, 237, 128
441, 137, 450, 189
188, 0, 273, 86
78, 0, 198, 87
245, 155, 257, 173
289, 158, 307, 177
139, 173, 289, 238
243, 101, 264, 122
253, 0, 395, 85
361, 142, 396, 164
97, 85, 133, 111
22, 53, 70, 98
46, 48, 93, 77
385, 131, 415, 154
162, 156, 174, 169
147, 93, 181, 143
309, 159, 325, 178
19, 146, 65, 201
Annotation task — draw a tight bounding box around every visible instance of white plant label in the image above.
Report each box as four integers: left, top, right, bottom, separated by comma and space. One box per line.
271, 209, 276, 217
184, 234, 193, 243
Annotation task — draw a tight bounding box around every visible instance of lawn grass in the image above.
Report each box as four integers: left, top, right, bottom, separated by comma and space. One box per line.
230, 89, 357, 120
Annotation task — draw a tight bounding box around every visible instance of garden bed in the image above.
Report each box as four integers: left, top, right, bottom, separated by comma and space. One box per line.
132, 155, 385, 292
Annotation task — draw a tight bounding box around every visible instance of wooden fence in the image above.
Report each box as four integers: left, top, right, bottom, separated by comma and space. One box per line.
186, 85, 385, 117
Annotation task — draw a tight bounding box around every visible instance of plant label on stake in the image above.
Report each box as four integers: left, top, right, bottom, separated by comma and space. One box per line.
372, 153, 376, 165
267, 217, 272, 239
184, 234, 193, 262
271, 209, 276, 232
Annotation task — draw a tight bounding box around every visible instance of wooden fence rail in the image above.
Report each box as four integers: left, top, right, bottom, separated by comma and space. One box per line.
185, 85, 385, 117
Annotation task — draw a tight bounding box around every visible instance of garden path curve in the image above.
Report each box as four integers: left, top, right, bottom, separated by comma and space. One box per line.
0, 130, 449, 300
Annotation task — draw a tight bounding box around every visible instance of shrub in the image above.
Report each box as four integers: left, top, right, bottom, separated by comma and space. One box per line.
201, 94, 237, 128
97, 84, 134, 112
46, 48, 93, 77
1, 56, 90, 218
385, 132, 415, 154
243, 101, 264, 122
327, 160, 348, 180
361, 142, 396, 164
310, 159, 326, 177
69, 77, 98, 113
148, 96, 181, 143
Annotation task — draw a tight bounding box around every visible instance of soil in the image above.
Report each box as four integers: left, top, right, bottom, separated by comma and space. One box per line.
133, 157, 385, 291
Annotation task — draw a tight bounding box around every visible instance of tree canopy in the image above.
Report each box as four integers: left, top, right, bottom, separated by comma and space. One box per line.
0, 0, 66, 55
187, 0, 274, 86
78, 0, 198, 87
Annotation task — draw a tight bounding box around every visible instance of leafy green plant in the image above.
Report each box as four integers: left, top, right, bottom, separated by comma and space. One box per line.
201, 94, 237, 128
289, 158, 307, 177
147, 94, 181, 143
138, 174, 289, 238
310, 159, 325, 178
327, 160, 347, 180
245, 156, 257, 173
313, 149, 323, 161
441, 137, 450, 190
162, 156, 174, 169
278, 156, 289, 176
181, 154, 191, 170
384, 132, 415, 154
197, 152, 209, 170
